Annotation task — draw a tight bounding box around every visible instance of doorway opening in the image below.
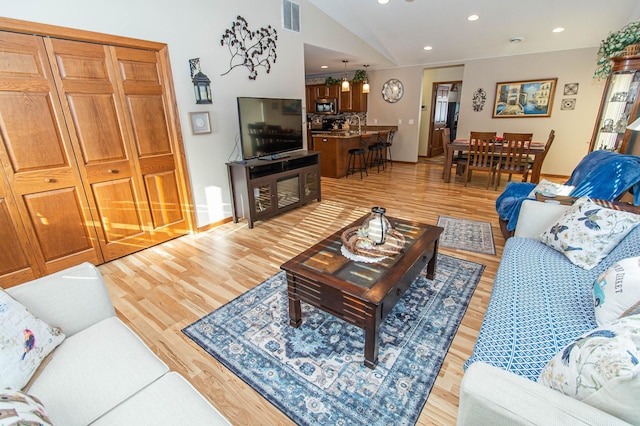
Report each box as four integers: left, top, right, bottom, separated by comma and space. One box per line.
427, 81, 462, 158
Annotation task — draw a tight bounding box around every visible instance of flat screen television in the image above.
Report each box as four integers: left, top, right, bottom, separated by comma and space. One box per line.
237, 97, 304, 161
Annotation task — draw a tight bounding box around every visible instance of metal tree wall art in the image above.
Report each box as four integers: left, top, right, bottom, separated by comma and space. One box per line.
220, 15, 277, 80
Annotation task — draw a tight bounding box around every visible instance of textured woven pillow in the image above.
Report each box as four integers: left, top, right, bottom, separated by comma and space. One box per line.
0, 289, 65, 389
539, 197, 640, 270
0, 388, 52, 425
594, 256, 640, 326
538, 313, 640, 424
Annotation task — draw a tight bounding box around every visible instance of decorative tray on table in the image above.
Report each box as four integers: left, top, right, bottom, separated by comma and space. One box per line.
340, 226, 406, 261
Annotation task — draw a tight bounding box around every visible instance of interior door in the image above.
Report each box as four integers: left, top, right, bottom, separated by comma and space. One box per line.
428, 84, 449, 157
45, 38, 155, 261
0, 32, 104, 273
110, 46, 189, 244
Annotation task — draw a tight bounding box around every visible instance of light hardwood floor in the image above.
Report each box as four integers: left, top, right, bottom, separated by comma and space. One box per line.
97, 161, 546, 425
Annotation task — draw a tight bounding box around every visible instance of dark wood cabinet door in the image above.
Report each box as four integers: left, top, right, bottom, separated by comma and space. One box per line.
0, 32, 103, 275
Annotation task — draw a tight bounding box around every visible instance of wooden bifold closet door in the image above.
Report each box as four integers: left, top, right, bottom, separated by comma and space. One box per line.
0, 27, 192, 288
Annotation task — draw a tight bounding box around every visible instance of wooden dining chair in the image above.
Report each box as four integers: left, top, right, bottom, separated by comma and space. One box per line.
528, 129, 555, 170
494, 132, 533, 190
441, 128, 467, 178
464, 131, 498, 188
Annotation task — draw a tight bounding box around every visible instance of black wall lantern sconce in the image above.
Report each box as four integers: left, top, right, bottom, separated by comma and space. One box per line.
189, 58, 212, 104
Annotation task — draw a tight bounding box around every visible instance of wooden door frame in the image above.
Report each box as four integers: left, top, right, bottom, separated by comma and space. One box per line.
0, 16, 196, 234
427, 80, 462, 157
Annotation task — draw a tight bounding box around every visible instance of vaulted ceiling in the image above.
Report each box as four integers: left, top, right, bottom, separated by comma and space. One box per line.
305, 0, 640, 76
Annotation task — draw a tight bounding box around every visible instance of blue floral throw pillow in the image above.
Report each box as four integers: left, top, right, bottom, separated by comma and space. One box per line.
538, 313, 640, 424
539, 197, 640, 270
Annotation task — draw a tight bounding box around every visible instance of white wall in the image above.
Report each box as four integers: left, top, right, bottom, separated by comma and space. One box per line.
457, 48, 606, 175
366, 66, 426, 162
1, 0, 382, 228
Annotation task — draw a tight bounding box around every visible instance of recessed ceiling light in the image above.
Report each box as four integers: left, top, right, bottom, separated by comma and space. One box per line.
509, 36, 524, 43
424, 46, 433, 51
552, 27, 565, 33
467, 14, 479, 21
378, 0, 389, 4
321, 65, 328, 69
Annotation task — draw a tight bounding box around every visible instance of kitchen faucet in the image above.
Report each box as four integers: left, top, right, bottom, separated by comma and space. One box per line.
350, 115, 362, 134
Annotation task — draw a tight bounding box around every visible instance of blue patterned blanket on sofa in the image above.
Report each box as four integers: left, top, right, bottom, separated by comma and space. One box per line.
465, 226, 640, 381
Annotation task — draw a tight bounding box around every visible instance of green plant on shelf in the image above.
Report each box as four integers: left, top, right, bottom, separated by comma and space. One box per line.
594, 20, 640, 80
324, 76, 341, 85
352, 70, 367, 83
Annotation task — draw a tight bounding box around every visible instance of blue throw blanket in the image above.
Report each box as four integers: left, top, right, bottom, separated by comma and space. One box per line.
497, 150, 640, 231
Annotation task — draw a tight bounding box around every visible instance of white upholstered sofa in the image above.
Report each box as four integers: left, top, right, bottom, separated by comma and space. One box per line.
4, 262, 231, 426
458, 199, 639, 426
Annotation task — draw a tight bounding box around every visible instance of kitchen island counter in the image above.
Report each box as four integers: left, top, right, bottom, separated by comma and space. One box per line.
312, 131, 383, 178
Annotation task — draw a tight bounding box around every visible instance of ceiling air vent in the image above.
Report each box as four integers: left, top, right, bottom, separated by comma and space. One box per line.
282, 0, 300, 32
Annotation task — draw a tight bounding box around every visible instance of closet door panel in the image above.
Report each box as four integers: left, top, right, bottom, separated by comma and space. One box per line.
0, 93, 66, 172
144, 170, 183, 228
45, 38, 153, 260
23, 188, 96, 263
0, 32, 103, 274
0, 174, 41, 287
112, 46, 188, 243
91, 178, 146, 258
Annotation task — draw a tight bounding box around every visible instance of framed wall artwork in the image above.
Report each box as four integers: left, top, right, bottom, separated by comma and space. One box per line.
492, 78, 557, 118
189, 111, 211, 134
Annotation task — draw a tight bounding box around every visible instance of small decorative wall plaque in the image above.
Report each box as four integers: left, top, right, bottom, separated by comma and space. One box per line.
220, 15, 278, 80
561, 98, 576, 111
564, 83, 579, 95
472, 88, 487, 112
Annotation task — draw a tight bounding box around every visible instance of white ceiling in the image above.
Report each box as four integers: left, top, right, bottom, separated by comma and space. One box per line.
305, 0, 640, 76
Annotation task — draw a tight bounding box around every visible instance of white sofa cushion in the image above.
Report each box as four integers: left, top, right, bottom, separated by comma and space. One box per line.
459, 362, 631, 426
27, 317, 169, 426
92, 372, 231, 425
6, 263, 116, 337
514, 200, 571, 239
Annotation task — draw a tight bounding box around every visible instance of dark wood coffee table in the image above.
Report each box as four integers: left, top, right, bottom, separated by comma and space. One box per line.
281, 214, 443, 369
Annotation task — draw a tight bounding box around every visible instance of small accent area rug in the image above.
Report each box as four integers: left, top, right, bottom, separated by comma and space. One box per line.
182, 254, 484, 425
436, 216, 496, 255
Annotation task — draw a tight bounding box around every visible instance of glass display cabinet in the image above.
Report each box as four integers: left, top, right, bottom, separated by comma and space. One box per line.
590, 55, 640, 154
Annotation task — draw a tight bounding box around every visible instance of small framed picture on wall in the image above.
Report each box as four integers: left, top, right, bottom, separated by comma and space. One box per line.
189, 112, 211, 134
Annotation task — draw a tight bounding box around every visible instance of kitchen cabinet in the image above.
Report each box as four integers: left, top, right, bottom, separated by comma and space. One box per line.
590, 55, 640, 153
340, 82, 368, 113
314, 84, 341, 99
227, 151, 321, 228
0, 20, 192, 287
306, 82, 368, 113
305, 85, 315, 112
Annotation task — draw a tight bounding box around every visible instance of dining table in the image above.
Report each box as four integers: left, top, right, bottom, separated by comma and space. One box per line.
442, 139, 546, 184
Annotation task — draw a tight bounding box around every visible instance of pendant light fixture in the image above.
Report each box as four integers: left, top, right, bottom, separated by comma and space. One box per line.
362, 64, 370, 94
341, 59, 350, 92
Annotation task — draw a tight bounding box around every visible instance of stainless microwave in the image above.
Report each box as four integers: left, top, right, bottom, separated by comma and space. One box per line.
315, 98, 337, 114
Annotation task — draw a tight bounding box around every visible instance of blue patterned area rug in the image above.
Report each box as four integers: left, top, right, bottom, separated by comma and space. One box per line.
436, 216, 496, 255
182, 254, 484, 426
